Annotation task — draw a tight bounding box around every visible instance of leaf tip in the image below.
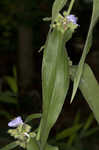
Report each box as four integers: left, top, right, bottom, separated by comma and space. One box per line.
70, 97, 73, 104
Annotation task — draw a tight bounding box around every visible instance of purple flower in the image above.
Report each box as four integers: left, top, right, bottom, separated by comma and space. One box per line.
8, 116, 23, 127
66, 15, 78, 25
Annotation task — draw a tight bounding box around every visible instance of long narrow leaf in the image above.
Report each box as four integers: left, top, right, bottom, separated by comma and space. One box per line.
40, 28, 70, 149
83, 114, 94, 131
0, 92, 17, 104
0, 141, 18, 150
70, 64, 99, 123
4, 77, 18, 93
83, 127, 99, 137
71, 0, 99, 102
25, 113, 42, 123
55, 124, 82, 141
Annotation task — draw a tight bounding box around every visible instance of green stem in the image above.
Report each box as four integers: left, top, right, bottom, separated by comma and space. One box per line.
36, 121, 42, 141
67, 0, 75, 15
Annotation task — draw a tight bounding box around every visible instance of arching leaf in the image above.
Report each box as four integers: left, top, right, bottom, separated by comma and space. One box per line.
70, 64, 99, 123
71, 0, 99, 103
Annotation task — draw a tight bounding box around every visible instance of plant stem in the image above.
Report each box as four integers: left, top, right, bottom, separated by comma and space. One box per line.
36, 121, 42, 141
67, 0, 75, 15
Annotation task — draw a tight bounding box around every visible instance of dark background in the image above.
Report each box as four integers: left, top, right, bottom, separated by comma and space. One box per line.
0, 0, 99, 149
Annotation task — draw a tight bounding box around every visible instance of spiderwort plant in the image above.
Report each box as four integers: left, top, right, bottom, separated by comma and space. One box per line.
1, 0, 99, 150
8, 116, 36, 148
40, 10, 78, 150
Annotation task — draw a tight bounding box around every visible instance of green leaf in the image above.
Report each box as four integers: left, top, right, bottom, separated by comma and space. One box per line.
4, 76, 18, 93
55, 124, 82, 141
83, 127, 99, 137
0, 92, 17, 104
52, 0, 68, 23
0, 110, 12, 119
67, 134, 77, 147
40, 28, 70, 149
12, 66, 16, 78
27, 138, 40, 150
79, 64, 99, 123
27, 141, 59, 150
0, 141, 18, 150
66, 111, 81, 146
45, 144, 59, 150
83, 114, 94, 131
25, 113, 42, 123
71, 0, 99, 103
70, 64, 99, 123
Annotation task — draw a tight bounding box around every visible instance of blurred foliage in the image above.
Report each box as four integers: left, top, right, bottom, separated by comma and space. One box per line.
0, 0, 99, 149
0, 0, 54, 51
0, 0, 94, 51
0, 65, 41, 120
50, 112, 99, 150
4, 66, 18, 93
0, 66, 18, 119
0, 0, 17, 50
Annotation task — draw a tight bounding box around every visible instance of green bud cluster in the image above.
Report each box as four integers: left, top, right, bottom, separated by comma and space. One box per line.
52, 11, 78, 34
8, 124, 36, 148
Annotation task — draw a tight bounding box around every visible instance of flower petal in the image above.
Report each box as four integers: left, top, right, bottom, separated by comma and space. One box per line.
8, 116, 23, 127
66, 15, 78, 25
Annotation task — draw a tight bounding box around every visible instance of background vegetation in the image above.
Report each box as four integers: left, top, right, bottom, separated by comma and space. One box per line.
0, 0, 99, 149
